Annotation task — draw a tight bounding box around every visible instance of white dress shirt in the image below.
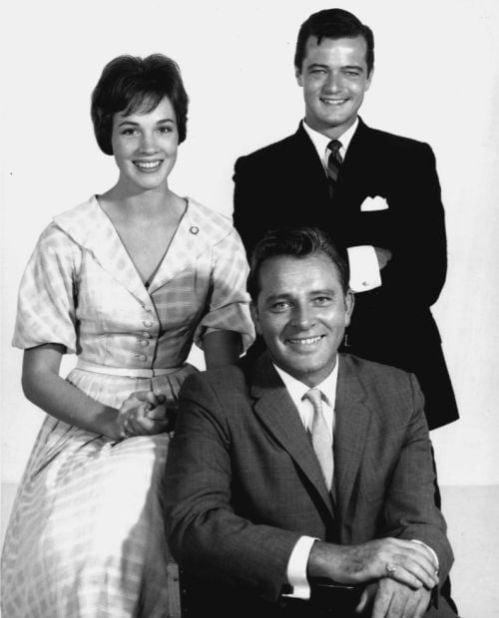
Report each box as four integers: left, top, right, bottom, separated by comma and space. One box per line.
273, 359, 439, 599
273, 361, 338, 599
302, 118, 382, 294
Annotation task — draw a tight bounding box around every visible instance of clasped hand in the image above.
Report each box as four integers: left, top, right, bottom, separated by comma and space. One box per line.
311, 537, 438, 591
310, 537, 438, 617
117, 390, 172, 438
374, 246, 393, 270
338, 537, 438, 590
356, 579, 432, 618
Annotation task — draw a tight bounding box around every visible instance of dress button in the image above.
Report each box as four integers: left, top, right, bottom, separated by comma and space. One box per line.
139, 355, 147, 362
142, 331, 152, 339
140, 340, 149, 347
143, 320, 153, 328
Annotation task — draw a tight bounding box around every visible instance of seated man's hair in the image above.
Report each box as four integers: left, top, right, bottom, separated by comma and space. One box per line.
247, 226, 350, 301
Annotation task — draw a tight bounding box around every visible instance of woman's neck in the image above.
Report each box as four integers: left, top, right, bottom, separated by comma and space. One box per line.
100, 182, 180, 221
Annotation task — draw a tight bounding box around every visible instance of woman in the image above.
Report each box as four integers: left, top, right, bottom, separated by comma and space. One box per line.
1, 54, 254, 617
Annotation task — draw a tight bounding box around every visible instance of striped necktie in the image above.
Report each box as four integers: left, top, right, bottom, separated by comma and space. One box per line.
303, 388, 333, 490
327, 139, 343, 199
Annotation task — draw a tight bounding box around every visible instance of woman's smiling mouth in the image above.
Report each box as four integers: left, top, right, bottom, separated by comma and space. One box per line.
133, 160, 163, 172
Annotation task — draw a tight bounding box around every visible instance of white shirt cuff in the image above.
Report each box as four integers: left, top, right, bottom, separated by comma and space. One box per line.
285, 536, 317, 599
347, 245, 382, 293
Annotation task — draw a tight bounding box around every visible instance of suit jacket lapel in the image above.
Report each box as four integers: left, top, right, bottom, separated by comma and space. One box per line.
291, 121, 379, 215
336, 118, 379, 204
249, 354, 335, 517
334, 355, 372, 517
292, 125, 331, 199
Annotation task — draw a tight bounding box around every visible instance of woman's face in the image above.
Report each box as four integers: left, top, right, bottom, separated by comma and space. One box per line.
111, 96, 179, 192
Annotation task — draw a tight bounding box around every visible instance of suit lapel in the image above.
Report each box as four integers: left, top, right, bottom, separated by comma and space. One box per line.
249, 355, 335, 517
290, 121, 381, 217
333, 355, 372, 516
293, 125, 329, 181
335, 118, 381, 206
341, 118, 374, 173
291, 125, 331, 204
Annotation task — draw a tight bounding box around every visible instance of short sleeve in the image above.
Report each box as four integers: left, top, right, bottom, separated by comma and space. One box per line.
194, 228, 255, 351
12, 223, 81, 353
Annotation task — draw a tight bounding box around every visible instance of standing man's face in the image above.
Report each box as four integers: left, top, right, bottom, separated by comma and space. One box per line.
296, 35, 373, 138
251, 253, 353, 387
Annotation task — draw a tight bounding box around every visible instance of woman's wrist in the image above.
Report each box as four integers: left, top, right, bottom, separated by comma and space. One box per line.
98, 406, 122, 441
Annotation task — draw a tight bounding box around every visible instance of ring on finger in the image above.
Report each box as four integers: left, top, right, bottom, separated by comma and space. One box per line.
385, 563, 397, 576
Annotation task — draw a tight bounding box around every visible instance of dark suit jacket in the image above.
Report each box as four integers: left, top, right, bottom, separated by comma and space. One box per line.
165, 353, 455, 616
233, 120, 458, 429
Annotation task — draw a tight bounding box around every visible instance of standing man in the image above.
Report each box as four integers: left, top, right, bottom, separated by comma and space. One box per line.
233, 8, 458, 431
166, 227, 457, 618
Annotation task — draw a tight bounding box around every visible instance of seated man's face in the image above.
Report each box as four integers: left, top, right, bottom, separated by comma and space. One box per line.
251, 253, 353, 386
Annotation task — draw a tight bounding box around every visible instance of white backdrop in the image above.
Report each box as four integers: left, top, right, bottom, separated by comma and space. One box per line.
1, 0, 499, 486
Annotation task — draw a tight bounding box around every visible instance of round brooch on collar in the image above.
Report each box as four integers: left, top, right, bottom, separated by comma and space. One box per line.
189, 226, 199, 235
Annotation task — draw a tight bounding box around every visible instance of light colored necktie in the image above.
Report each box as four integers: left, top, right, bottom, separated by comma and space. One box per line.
303, 389, 333, 490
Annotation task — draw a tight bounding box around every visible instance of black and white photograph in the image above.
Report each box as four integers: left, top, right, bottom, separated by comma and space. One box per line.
1, 1, 498, 616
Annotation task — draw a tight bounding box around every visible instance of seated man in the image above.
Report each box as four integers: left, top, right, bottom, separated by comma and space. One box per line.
165, 227, 457, 618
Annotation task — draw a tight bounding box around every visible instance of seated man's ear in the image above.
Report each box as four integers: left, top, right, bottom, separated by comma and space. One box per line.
344, 289, 355, 327
250, 303, 262, 336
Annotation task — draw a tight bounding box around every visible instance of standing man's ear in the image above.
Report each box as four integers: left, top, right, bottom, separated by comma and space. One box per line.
365, 66, 374, 89
295, 66, 304, 87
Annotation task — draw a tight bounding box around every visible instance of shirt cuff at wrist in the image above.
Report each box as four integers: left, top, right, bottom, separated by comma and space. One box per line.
285, 536, 318, 599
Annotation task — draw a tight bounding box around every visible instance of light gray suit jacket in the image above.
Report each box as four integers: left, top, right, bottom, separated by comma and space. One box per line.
166, 353, 453, 606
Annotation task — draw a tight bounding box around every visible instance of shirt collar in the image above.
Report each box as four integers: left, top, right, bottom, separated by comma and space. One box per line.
273, 360, 339, 409
302, 117, 359, 164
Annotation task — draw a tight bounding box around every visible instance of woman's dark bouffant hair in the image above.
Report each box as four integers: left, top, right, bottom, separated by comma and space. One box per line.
91, 53, 189, 155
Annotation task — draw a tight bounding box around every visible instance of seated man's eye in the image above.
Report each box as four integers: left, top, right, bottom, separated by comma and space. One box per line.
270, 302, 289, 312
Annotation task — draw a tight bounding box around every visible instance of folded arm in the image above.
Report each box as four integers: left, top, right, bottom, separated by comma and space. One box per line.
377, 143, 447, 306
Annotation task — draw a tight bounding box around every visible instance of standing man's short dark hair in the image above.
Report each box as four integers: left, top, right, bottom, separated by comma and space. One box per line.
294, 8, 375, 74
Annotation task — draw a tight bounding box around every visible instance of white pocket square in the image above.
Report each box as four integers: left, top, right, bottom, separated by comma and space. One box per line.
360, 196, 389, 212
